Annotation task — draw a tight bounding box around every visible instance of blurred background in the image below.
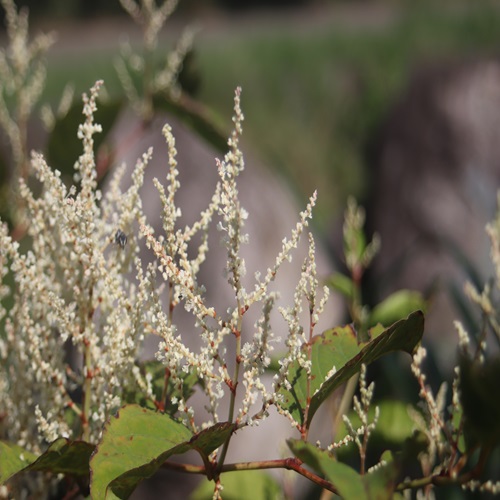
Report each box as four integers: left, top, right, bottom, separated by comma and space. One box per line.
1, 0, 499, 367
2, 1, 500, 497
6, 0, 498, 223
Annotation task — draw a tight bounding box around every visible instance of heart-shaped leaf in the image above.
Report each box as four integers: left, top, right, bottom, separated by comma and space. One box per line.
90, 404, 234, 499
278, 311, 424, 428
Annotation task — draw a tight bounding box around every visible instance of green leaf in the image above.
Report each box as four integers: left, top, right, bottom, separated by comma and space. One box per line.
90, 404, 234, 499
288, 440, 398, 499
451, 404, 466, 454
278, 311, 424, 429
187, 421, 235, 459
0, 441, 38, 484
153, 93, 228, 153
28, 439, 94, 477
90, 405, 191, 499
278, 324, 358, 428
0, 438, 93, 486
369, 290, 426, 327
327, 272, 355, 300
191, 470, 281, 500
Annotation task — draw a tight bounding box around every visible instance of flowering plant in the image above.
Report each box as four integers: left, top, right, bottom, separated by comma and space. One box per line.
0, 75, 424, 498
0, 1, 499, 499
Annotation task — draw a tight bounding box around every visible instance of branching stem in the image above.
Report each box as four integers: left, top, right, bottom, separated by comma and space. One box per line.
163, 457, 339, 494
216, 296, 243, 473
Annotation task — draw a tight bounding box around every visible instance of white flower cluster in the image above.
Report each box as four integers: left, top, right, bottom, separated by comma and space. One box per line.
0, 81, 330, 454
0, 81, 150, 448
410, 347, 452, 464
333, 364, 379, 461
272, 230, 330, 431
139, 87, 327, 434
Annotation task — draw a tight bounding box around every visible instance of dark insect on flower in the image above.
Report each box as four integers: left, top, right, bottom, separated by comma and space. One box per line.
114, 229, 127, 249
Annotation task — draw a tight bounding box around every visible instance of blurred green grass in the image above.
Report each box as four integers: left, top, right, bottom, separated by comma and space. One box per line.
43, 1, 500, 232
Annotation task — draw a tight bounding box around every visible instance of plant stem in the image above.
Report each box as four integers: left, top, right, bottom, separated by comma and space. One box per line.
301, 308, 315, 440
163, 457, 339, 494
81, 283, 95, 442
216, 298, 243, 473
81, 339, 92, 442
160, 280, 175, 409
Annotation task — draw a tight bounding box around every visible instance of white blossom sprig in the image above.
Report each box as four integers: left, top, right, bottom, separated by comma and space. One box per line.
339, 364, 379, 474
0, 81, 152, 449
249, 190, 317, 310
408, 345, 465, 488
270, 228, 330, 436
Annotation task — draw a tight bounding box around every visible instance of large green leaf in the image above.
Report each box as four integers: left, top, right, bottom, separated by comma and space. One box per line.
90, 404, 234, 499
278, 311, 424, 428
288, 440, 398, 500
0, 441, 38, 484
191, 470, 281, 500
278, 324, 359, 428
